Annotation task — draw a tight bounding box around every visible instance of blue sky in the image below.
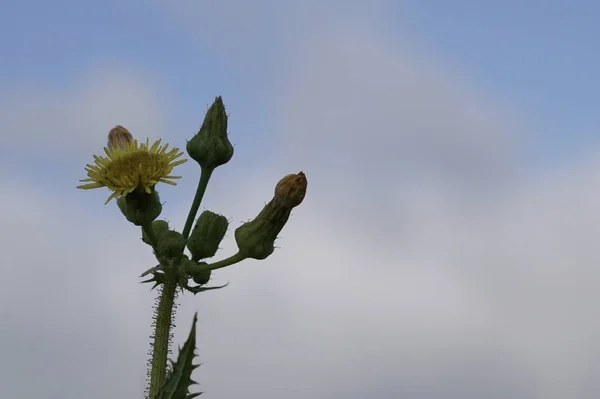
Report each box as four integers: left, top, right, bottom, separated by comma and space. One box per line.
401, 1, 600, 164
3, 1, 600, 398
0, 1, 600, 171
4, 0, 599, 168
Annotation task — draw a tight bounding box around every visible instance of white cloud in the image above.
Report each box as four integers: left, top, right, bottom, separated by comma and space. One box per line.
0, 65, 167, 398
0, 62, 165, 166
270, 24, 524, 182
259, 8, 600, 398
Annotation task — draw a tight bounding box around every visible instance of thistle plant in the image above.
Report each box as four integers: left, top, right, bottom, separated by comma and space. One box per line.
77, 97, 307, 398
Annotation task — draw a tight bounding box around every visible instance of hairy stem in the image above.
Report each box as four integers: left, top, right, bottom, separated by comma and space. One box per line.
148, 280, 177, 398
182, 167, 214, 240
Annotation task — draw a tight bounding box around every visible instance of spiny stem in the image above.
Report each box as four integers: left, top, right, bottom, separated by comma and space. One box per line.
182, 167, 213, 240
148, 280, 177, 398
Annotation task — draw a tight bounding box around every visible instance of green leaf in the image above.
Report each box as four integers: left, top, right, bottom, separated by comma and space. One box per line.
185, 283, 229, 295
140, 265, 162, 277
157, 313, 202, 399
140, 271, 166, 291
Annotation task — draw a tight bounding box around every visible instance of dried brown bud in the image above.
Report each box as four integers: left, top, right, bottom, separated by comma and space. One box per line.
107, 125, 133, 150
274, 171, 307, 209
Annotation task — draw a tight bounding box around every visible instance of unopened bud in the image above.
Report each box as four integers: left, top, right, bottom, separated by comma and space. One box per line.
192, 268, 212, 285
117, 190, 162, 226
157, 230, 186, 259
187, 210, 229, 261
142, 220, 170, 246
186, 96, 234, 170
192, 263, 212, 285
182, 259, 212, 285
234, 199, 291, 260
107, 125, 133, 150
274, 171, 307, 209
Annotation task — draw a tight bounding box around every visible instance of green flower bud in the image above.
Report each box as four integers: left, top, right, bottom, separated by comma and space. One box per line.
117, 190, 162, 226
181, 259, 212, 285
234, 199, 292, 260
274, 171, 307, 209
186, 96, 234, 170
142, 220, 170, 246
157, 230, 186, 259
187, 210, 229, 261
192, 269, 212, 285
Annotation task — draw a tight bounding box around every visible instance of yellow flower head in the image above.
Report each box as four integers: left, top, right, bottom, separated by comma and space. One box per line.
77, 138, 187, 204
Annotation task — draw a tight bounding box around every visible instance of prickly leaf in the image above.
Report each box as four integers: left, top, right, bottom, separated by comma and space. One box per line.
157, 313, 202, 399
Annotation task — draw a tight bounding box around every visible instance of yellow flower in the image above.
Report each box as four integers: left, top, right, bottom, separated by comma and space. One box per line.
77, 138, 187, 204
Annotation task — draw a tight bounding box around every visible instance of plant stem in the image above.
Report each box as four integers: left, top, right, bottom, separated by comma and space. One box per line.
184, 251, 247, 276
205, 251, 248, 271
182, 167, 213, 240
148, 280, 177, 398
142, 223, 158, 247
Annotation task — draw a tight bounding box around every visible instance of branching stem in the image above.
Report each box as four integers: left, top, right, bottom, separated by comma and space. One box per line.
182, 167, 213, 240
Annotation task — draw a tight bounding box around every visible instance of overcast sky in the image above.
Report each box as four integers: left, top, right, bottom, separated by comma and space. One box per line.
2, 1, 600, 398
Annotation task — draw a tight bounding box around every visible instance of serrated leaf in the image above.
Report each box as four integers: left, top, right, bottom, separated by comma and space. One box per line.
140, 265, 162, 277
156, 313, 201, 399
185, 283, 229, 295
141, 271, 166, 291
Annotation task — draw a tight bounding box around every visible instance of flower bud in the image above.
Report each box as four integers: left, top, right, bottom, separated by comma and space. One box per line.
186, 96, 234, 170
157, 230, 186, 259
182, 259, 212, 285
234, 199, 291, 260
117, 190, 162, 226
187, 210, 229, 261
274, 171, 307, 209
192, 269, 212, 286
192, 270, 212, 285
107, 125, 133, 150
142, 219, 170, 246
